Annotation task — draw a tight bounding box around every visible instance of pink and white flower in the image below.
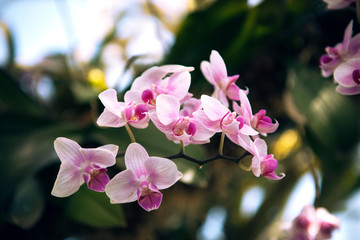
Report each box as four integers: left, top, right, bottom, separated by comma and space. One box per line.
320, 20, 360, 77
248, 138, 285, 180
201, 50, 243, 107
193, 95, 257, 149
97, 89, 150, 128
287, 205, 340, 240
333, 58, 360, 95
233, 89, 278, 136
52, 137, 118, 197
105, 143, 182, 211
323, 0, 355, 9
130, 65, 194, 109
150, 94, 215, 146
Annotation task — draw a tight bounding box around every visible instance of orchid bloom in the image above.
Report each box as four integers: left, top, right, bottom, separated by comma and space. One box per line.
51, 137, 118, 197
323, 0, 355, 9
333, 58, 360, 95
249, 138, 285, 180
320, 20, 360, 77
105, 143, 182, 211
150, 94, 215, 146
129, 65, 194, 109
233, 89, 278, 136
193, 95, 257, 148
201, 50, 243, 107
289, 205, 340, 240
97, 89, 150, 129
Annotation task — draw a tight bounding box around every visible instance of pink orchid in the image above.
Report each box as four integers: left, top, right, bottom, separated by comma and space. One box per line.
320, 20, 360, 77
323, 0, 355, 9
333, 58, 360, 95
130, 65, 194, 109
233, 89, 278, 136
51, 137, 118, 197
192, 95, 257, 148
105, 143, 182, 211
249, 138, 285, 180
289, 205, 340, 240
97, 89, 150, 128
201, 50, 243, 107
150, 94, 215, 146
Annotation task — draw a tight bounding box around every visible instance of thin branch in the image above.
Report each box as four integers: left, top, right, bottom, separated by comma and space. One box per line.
116, 150, 252, 167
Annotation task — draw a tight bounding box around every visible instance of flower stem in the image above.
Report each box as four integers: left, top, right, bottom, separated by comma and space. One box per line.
180, 140, 185, 154
218, 132, 225, 156
125, 123, 136, 143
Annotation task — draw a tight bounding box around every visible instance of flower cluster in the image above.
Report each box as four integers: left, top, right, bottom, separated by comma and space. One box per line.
320, 19, 360, 95
284, 205, 340, 240
51, 50, 284, 211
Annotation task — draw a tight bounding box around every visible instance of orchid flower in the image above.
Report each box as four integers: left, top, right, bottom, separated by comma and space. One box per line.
323, 0, 355, 9
129, 65, 194, 109
249, 138, 285, 180
193, 95, 257, 149
333, 58, 360, 95
97, 89, 150, 128
288, 205, 340, 240
105, 143, 182, 211
150, 94, 215, 146
201, 50, 243, 107
320, 20, 360, 77
233, 89, 278, 136
51, 137, 118, 197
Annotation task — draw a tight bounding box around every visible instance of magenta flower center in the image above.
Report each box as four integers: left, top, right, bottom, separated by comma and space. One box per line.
141, 89, 156, 105
173, 117, 196, 136
352, 69, 360, 84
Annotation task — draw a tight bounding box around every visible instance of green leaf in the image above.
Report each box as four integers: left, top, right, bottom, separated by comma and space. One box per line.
289, 66, 359, 153
65, 186, 126, 228
9, 178, 44, 229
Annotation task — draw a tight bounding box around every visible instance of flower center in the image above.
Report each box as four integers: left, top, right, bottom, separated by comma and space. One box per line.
352, 69, 360, 84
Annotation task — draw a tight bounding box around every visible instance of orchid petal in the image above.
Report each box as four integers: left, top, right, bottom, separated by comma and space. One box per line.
124, 90, 142, 104
98, 89, 123, 114
124, 143, 149, 178
137, 183, 163, 211
97, 108, 126, 127
144, 157, 182, 189
253, 138, 268, 157
201, 95, 228, 121
191, 119, 216, 141
192, 110, 221, 132
97, 144, 119, 158
54, 137, 84, 167
263, 172, 285, 180
226, 82, 241, 100
333, 60, 360, 87
105, 169, 139, 203
81, 148, 116, 167
51, 162, 84, 197
201, 61, 216, 85
167, 71, 191, 100
156, 94, 180, 125
336, 85, 360, 95
210, 50, 227, 80
85, 168, 110, 192
149, 111, 174, 134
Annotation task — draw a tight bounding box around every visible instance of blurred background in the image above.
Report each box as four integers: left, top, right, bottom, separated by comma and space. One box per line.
1, 0, 360, 239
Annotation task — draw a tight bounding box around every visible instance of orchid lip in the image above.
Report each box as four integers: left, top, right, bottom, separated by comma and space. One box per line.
352, 69, 360, 84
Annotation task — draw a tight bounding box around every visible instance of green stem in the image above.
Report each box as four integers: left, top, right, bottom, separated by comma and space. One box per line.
180, 140, 185, 154
125, 123, 136, 143
218, 132, 225, 156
